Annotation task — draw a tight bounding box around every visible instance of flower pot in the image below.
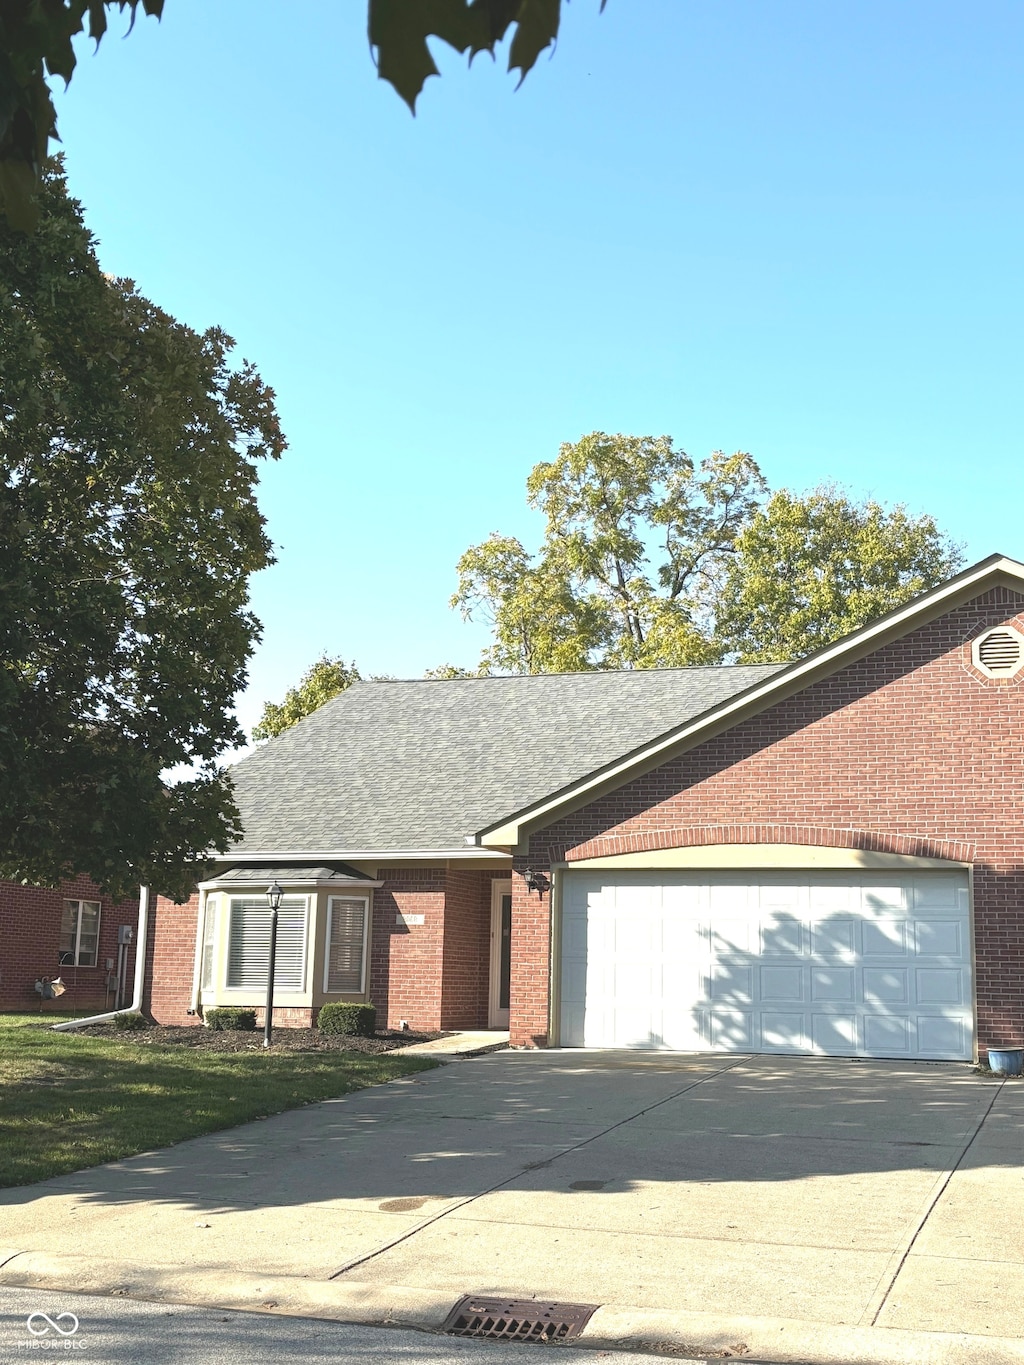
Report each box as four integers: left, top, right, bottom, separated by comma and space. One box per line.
987, 1048, 1024, 1076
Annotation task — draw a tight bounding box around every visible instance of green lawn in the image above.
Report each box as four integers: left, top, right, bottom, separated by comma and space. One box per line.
0, 1014, 436, 1189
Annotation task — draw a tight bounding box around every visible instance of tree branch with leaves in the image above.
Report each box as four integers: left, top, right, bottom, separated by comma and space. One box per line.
0, 1, 596, 228
451, 432, 962, 673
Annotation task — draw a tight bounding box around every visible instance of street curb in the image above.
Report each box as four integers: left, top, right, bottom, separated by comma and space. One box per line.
0, 1251, 1021, 1365
580, 1306, 1024, 1364
0, 1252, 453, 1329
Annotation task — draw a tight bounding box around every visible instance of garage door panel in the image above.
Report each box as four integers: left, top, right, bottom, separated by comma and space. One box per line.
811, 967, 855, 1001
711, 917, 755, 953
759, 918, 804, 956
810, 883, 857, 912
918, 1015, 967, 1056
709, 884, 753, 913
710, 964, 753, 1002
865, 1015, 912, 1052
864, 967, 909, 1003
862, 920, 909, 956
560, 870, 972, 1060
812, 1013, 858, 1053
761, 1012, 806, 1050
811, 918, 857, 957
710, 1010, 753, 1049
912, 876, 964, 908
760, 964, 804, 1002
916, 968, 965, 1004
913, 919, 965, 957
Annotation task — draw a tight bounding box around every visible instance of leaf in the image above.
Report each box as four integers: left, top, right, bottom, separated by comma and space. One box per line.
369, 0, 482, 111
0, 3, 164, 230
507, 0, 560, 85
370, 0, 592, 109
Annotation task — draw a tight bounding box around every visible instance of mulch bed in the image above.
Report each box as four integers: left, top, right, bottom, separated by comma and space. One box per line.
69, 1022, 447, 1054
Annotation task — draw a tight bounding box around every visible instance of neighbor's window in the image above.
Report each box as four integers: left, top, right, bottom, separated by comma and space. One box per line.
226, 896, 308, 992
60, 900, 101, 967
324, 897, 369, 994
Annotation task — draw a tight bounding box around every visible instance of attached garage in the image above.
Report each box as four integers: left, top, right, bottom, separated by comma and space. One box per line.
558, 868, 973, 1060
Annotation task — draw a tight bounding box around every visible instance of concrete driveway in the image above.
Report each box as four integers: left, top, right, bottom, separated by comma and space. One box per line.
1, 1051, 1022, 1350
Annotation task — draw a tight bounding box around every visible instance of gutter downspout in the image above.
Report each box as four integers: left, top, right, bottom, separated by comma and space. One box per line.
52, 885, 150, 1031
189, 888, 209, 1015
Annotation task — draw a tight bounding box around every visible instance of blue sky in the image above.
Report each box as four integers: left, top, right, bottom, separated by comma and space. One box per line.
53, 0, 1024, 735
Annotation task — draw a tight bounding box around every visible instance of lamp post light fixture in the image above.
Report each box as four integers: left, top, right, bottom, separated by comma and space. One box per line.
263, 881, 283, 1048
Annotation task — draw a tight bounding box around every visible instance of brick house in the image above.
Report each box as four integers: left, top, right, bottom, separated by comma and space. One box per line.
0, 875, 139, 1016
144, 553, 1024, 1062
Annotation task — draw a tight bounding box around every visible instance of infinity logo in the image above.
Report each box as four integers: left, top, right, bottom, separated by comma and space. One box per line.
26, 1312, 79, 1337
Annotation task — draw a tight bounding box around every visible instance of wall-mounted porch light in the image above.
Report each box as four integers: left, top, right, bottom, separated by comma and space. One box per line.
523, 868, 550, 896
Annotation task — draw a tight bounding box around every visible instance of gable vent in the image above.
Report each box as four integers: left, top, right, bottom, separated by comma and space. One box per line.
973, 627, 1024, 678
978, 630, 1022, 671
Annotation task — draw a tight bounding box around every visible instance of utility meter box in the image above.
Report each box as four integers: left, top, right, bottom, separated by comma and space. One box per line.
117, 925, 134, 945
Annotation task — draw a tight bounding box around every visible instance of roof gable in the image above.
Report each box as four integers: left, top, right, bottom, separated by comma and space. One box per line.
475, 553, 1024, 847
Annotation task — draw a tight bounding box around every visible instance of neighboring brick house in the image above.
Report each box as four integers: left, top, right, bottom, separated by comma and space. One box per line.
0, 876, 139, 1015
145, 554, 1024, 1063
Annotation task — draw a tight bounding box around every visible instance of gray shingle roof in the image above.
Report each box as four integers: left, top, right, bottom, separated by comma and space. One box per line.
212, 864, 374, 883
225, 666, 784, 855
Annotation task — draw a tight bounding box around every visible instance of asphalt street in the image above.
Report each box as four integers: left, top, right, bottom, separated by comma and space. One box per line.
0, 1287, 701, 1365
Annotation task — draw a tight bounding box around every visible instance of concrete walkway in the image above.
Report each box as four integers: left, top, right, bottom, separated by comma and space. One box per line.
1, 1051, 1022, 1363
397, 1029, 509, 1056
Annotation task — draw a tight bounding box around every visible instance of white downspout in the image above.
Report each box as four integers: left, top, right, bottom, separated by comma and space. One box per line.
189, 888, 209, 1014
53, 885, 150, 1031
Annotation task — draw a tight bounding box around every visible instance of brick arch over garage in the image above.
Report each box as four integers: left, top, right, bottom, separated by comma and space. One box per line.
561, 825, 975, 864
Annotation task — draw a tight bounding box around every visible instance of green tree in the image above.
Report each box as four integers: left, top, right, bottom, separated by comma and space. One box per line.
452, 434, 963, 672
453, 433, 766, 672
0, 161, 285, 898
714, 487, 964, 662
252, 656, 362, 740
423, 663, 482, 679
2, 1, 590, 229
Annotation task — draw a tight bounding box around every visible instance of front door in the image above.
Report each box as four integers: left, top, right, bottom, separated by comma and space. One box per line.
489, 880, 513, 1028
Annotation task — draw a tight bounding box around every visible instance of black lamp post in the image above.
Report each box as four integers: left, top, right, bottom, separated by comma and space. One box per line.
263, 881, 283, 1048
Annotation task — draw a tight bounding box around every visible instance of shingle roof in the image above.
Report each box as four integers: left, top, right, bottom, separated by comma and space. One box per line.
212, 864, 374, 883
225, 665, 784, 856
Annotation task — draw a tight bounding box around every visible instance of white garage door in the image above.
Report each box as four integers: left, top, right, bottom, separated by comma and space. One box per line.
559, 870, 973, 1060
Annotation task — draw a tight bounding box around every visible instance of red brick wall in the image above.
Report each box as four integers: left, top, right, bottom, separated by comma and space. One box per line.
146, 893, 200, 1025
370, 868, 446, 1030
510, 865, 550, 1048
0, 876, 138, 1015
440, 868, 498, 1030
511, 588, 1024, 1054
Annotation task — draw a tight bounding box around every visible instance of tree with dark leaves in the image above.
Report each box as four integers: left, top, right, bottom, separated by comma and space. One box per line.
0, 162, 285, 897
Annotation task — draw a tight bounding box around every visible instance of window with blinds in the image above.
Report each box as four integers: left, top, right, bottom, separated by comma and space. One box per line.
226, 897, 308, 992
60, 900, 101, 966
200, 897, 218, 991
324, 897, 368, 994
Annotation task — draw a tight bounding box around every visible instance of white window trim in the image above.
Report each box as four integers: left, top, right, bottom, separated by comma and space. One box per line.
224, 894, 310, 994
323, 895, 370, 995
61, 899, 101, 968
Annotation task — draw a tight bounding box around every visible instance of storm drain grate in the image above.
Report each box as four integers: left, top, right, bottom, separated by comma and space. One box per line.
441, 1296, 599, 1342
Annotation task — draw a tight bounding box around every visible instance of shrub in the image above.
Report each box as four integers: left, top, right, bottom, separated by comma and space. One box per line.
318, 1003, 377, 1037
113, 1011, 149, 1031
204, 1007, 257, 1032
